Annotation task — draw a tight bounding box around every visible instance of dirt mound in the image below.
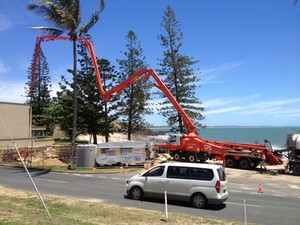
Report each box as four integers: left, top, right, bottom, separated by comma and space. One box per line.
27, 147, 67, 167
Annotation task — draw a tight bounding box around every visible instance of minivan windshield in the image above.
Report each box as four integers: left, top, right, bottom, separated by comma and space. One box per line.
217, 168, 226, 181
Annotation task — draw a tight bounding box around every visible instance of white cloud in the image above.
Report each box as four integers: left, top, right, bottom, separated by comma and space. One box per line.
239, 107, 281, 115
0, 80, 27, 103
0, 60, 9, 73
203, 97, 241, 108
0, 14, 12, 31
198, 62, 245, 85
201, 62, 245, 76
253, 98, 300, 109
0, 79, 61, 103
50, 82, 61, 98
205, 106, 245, 115
203, 95, 300, 121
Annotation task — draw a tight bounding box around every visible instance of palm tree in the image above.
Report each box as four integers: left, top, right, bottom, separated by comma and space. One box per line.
27, 0, 105, 169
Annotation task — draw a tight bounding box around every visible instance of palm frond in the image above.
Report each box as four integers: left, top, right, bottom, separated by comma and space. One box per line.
79, 0, 105, 36
27, 1, 66, 32
27, 26, 64, 36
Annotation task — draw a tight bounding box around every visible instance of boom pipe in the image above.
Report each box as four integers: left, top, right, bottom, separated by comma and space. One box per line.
30, 36, 106, 96
30, 36, 198, 134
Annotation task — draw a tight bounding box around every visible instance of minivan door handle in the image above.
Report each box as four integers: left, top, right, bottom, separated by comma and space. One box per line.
159, 180, 169, 183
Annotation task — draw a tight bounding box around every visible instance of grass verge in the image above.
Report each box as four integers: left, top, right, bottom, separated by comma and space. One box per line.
0, 187, 245, 225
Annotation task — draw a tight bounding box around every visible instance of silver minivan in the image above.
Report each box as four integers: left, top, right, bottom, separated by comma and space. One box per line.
125, 162, 228, 208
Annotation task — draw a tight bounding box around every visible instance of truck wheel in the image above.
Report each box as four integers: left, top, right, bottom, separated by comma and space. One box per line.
187, 153, 197, 163
191, 193, 207, 209
251, 161, 259, 169
197, 153, 208, 163
226, 157, 236, 168
173, 152, 181, 161
292, 165, 300, 176
239, 158, 251, 170
130, 186, 143, 200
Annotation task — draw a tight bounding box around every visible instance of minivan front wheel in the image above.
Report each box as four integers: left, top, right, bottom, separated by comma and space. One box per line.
130, 186, 143, 200
191, 193, 207, 209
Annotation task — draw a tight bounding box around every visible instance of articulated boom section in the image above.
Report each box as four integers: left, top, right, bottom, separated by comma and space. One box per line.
204, 140, 282, 165
30, 36, 197, 134
157, 136, 282, 168
30, 36, 282, 169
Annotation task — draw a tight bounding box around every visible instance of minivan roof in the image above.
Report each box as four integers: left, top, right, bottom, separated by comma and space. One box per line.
157, 162, 223, 169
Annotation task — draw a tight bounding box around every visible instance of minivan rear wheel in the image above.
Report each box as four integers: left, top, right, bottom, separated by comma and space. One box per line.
191, 193, 207, 209
130, 186, 143, 200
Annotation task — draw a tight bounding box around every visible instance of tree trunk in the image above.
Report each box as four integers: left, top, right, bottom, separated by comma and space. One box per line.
127, 85, 134, 141
93, 132, 97, 144
105, 102, 109, 142
70, 40, 78, 169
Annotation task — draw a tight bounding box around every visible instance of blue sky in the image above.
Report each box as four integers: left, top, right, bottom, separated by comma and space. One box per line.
0, 0, 299, 126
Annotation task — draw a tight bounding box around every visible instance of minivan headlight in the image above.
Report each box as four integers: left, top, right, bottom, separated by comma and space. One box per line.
126, 177, 134, 184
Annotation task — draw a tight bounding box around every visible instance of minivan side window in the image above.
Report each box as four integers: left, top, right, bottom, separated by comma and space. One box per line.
190, 168, 214, 181
143, 166, 165, 177
167, 166, 190, 179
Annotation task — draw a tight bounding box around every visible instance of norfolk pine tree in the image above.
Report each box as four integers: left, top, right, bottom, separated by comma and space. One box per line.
157, 5, 204, 133
77, 39, 119, 143
25, 48, 53, 135
117, 30, 152, 140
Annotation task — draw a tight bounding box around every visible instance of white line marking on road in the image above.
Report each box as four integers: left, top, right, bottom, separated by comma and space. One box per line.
73, 174, 82, 176
112, 177, 120, 180
271, 194, 287, 197
226, 201, 261, 208
34, 178, 67, 183
84, 175, 93, 177
229, 190, 242, 193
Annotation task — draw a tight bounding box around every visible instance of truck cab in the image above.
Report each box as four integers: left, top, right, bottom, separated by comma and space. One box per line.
169, 133, 184, 146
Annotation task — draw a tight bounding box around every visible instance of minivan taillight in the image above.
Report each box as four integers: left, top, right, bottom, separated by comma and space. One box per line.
215, 180, 221, 193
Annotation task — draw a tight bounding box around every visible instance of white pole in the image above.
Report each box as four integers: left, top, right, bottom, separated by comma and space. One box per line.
164, 191, 169, 221
0, 114, 52, 221
244, 199, 247, 225
13, 142, 52, 221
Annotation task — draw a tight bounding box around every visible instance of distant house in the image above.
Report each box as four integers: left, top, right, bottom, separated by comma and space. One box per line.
0, 102, 53, 149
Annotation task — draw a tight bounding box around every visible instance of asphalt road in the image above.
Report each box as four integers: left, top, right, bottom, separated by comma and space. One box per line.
0, 166, 300, 225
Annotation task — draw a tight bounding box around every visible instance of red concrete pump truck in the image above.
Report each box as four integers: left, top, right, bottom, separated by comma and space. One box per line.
30, 36, 282, 170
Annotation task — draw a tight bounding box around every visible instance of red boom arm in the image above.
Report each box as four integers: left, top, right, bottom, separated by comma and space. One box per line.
30, 36, 198, 134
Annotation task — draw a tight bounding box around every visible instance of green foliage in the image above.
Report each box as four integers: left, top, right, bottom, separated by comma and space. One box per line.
157, 5, 205, 132
116, 30, 152, 140
51, 37, 119, 143
77, 37, 119, 143
25, 48, 53, 135
50, 75, 74, 136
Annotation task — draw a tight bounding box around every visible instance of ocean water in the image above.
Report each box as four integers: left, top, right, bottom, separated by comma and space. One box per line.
151, 126, 300, 149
